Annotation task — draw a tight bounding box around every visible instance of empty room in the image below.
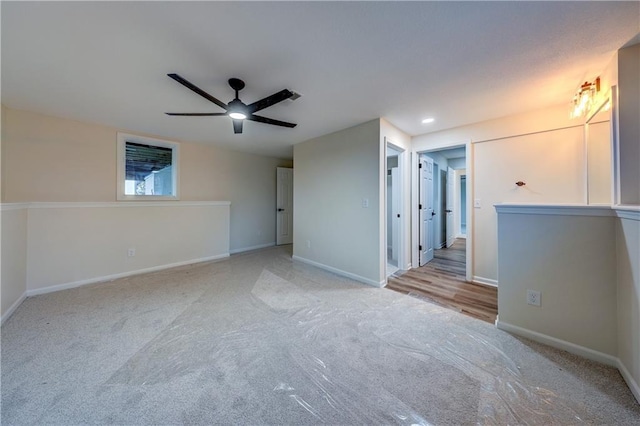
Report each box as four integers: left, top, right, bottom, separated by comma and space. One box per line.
2, 2, 639, 424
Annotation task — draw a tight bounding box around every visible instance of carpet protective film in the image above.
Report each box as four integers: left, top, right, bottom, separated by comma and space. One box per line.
2, 247, 639, 424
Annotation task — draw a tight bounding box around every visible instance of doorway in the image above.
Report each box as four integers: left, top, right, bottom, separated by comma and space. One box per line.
417, 146, 468, 276
386, 143, 405, 277
276, 167, 293, 245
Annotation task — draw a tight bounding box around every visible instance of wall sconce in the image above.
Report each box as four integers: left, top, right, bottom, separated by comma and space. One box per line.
570, 77, 600, 119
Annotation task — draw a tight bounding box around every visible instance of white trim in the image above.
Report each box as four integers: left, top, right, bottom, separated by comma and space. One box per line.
26, 253, 229, 297
0, 203, 30, 211
497, 320, 640, 404
384, 139, 407, 281
27, 201, 230, 209
473, 276, 498, 287
614, 206, 640, 221
495, 203, 614, 217
617, 359, 640, 404
1, 293, 27, 326
496, 320, 618, 367
230, 242, 276, 254
292, 255, 385, 288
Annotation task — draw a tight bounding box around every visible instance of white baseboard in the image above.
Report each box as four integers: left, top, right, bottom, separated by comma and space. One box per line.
230, 242, 276, 254
617, 358, 640, 404
473, 276, 498, 287
1, 292, 27, 326
497, 320, 640, 404
496, 320, 618, 367
292, 255, 385, 288
26, 253, 230, 297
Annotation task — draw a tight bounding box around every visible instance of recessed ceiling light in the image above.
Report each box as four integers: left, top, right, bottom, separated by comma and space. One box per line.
422, 117, 435, 124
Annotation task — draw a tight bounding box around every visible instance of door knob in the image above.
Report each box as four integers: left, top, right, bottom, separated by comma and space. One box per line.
446, 209, 452, 213
431, 211, 436, 216
278, 208, 285, 212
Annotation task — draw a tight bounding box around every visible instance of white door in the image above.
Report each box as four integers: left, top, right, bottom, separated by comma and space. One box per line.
446, 166, 455, 248
419, 156, 434, 265
391, 167, 400, 263
276, 167, 293, 245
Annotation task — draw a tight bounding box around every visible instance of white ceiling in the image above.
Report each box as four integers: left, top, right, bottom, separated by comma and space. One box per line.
2, 2, 638, 159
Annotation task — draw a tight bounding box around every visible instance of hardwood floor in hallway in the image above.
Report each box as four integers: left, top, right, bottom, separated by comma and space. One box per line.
386, 239, 498, 323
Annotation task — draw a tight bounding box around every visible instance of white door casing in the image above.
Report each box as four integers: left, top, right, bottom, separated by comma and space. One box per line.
420, 156, 434, 265
446, 166, 455, 248
276, 167, 293, 245
391, 167, 400, 263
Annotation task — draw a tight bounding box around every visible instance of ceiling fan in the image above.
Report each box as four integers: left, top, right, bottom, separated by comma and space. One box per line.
166, 74, 298, 134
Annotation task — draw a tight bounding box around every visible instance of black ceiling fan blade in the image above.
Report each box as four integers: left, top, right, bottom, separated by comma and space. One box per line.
232, 119, 243, 134
167, 74, 228, 111
165, 112, 228, 116
247, 89, 294, 113
248, 114, 297, 128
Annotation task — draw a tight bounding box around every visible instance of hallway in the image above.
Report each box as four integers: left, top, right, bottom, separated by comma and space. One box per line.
386, 239, 498, 323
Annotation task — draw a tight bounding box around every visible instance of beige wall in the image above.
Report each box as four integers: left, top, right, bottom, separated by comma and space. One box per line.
1, 206, 28, 321
1, 107, 292, 252
618, 44, 640, 205
293, 120, 382, 286
616, 214, 640, 401
496, 208, 617, 357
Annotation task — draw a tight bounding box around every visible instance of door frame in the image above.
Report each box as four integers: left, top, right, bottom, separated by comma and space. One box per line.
276, 167, 294, 245
412, 140, 473, 282
385, 140, 406, 277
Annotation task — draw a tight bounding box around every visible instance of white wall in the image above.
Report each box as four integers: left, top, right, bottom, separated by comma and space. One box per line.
616, 212, 640, 401
474, 125, 585, 281
454, 169, 466, 237
293, 120, 383, 286
25, 202, 230, 293
448, 157, 465, 170
1, 205, 28, 321
587, 117, 612, 204
496, 206, 617, 357
413, 104, 585, 283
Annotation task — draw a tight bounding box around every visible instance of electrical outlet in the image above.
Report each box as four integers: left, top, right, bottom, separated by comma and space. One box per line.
362, 198, 369, 208
127, 248, 136, 257
306, 240, 311, 248
526, 290, 541, 307
474, 199, 482, 208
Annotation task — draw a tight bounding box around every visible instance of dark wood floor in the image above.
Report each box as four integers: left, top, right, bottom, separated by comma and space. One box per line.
387, 239, 498, 323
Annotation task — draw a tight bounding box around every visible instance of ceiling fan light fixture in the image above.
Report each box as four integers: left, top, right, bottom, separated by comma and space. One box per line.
228, 111, 247, 120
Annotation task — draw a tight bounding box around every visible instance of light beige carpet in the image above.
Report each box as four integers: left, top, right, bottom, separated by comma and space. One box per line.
2, 246, 639, 424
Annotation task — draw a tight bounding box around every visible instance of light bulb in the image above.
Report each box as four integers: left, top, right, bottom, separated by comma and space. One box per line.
229, 112, 246, 120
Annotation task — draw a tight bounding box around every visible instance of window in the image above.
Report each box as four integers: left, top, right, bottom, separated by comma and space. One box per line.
117, 133, 179, 200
